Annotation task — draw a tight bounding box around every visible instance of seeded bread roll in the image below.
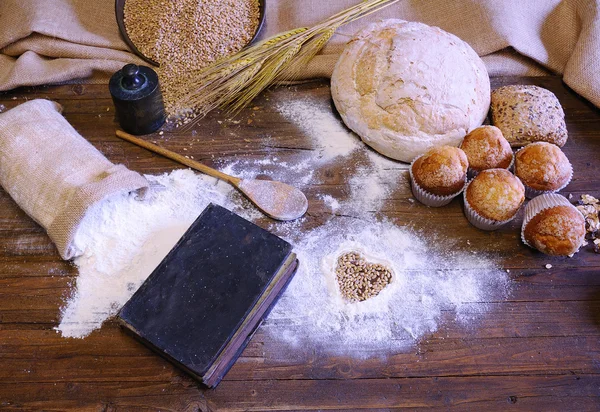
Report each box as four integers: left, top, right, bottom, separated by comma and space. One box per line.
491, 85, 568, 147
523, 205, 585, 256
331, 20, 490, 162
465, 169, 525, 222
411, 146, 468, 196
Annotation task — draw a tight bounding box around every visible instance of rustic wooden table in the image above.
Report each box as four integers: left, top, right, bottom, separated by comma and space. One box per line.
0, 77, 599, 411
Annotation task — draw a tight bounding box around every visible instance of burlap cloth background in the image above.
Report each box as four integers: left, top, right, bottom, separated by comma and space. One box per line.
0, 0, 598, 107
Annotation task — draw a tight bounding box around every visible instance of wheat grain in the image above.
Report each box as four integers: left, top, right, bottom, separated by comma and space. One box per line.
170, 0, 398, 125
335, 252, 393, 302
123, 0, 260, 117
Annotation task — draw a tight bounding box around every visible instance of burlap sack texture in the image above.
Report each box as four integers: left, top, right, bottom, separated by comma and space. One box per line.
0, 0, 599, 108
0, 99, 149, 260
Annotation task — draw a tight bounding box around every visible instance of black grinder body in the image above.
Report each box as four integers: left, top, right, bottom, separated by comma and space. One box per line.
109, 64, 166, 135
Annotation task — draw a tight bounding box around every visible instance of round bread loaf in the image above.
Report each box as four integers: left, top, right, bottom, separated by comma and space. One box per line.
331, 20, 490, 163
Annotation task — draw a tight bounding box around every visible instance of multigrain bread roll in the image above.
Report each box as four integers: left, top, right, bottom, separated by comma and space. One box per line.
331, 20, 490, 163
490, 85, 568, 147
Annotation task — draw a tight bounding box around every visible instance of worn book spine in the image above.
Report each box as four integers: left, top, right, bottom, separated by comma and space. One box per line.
203, 255, 298, 387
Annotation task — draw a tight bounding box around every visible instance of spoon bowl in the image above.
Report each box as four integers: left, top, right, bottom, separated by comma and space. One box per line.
238, 179, 308, 221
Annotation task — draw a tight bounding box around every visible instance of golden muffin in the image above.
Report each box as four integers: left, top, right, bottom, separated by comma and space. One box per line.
460, 126, 513, 173
464, 168, 525, 230
411, 146, 468, 196
514, 142, 572, 198
522, 194, 586, 256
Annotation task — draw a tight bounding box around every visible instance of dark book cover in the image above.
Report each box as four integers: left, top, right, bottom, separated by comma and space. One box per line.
117, 203, 297, 387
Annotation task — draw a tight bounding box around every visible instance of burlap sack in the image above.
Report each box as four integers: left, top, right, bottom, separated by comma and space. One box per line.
0, 99, 148, 260
0, 0, 599, 107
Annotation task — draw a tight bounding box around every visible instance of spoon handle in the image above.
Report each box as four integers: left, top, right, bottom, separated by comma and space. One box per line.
115, 130, 241, 186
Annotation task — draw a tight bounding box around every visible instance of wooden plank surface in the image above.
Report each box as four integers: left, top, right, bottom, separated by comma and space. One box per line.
0, 77, 599, 410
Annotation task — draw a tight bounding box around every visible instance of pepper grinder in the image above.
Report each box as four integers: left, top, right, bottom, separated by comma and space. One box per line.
109, 64, 166, 135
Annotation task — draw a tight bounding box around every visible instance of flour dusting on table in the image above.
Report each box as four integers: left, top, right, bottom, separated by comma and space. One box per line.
276, 98, 361, 162
56, 95, 509, 356
263, 219, 509, 357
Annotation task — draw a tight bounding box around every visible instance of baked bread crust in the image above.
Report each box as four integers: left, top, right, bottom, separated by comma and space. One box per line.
514, 142, 572, 191
523, 205, 586, 256
491, 85, 568, 147
331, 20, 490, 163
412, 146, 468, 196
465, 168, 525, 221
460, 125, 513, 171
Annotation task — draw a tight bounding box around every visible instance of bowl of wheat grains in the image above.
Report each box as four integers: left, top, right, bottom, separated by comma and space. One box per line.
115, 0, 265, 67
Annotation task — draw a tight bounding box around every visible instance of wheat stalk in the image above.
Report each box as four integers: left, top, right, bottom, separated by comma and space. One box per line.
278, 27, 338, 82
171, 0, 399, 125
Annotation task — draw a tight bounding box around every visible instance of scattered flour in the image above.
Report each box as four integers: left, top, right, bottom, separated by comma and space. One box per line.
219, 156, 315, 187
56, 94, 509, 358
262, 219, 509, 357
318, 194, 340, 212
346, 166, 390, 214
221, 96, 410, 215
276, 98, 361, 162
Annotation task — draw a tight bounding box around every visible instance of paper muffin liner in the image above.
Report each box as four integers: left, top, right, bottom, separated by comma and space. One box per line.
507, 152, 516, 173
514, 146, 573, 199
462, 179, 518, 231
521, 193, 573, 248
467, 152, 515, 180
409, 157, 466, 207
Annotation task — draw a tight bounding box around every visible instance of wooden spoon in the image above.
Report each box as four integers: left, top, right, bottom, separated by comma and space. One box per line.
115, 130, 308, 221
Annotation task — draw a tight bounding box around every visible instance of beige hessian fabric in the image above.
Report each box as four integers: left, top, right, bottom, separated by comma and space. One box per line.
0, 0, 598, 106
0, 0, 144, 88
0, 99, 149, 259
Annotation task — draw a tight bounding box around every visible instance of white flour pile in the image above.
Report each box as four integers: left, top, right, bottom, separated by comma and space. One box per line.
57, 170, 236, 337
56, 94, 509, 357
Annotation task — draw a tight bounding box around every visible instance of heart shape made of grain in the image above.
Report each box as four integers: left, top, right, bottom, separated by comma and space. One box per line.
335, 251, 393, 302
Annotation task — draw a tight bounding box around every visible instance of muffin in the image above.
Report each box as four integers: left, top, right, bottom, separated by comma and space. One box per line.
491, 85, 568, 147
460, 126, 513, 177
410, 146, 468, 207
463, 168, 525, 230
514, 142, 572, 198
522, 193, 586, 256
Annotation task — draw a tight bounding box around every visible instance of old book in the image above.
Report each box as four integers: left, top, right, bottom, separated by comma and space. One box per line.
117, 203, 298, 388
